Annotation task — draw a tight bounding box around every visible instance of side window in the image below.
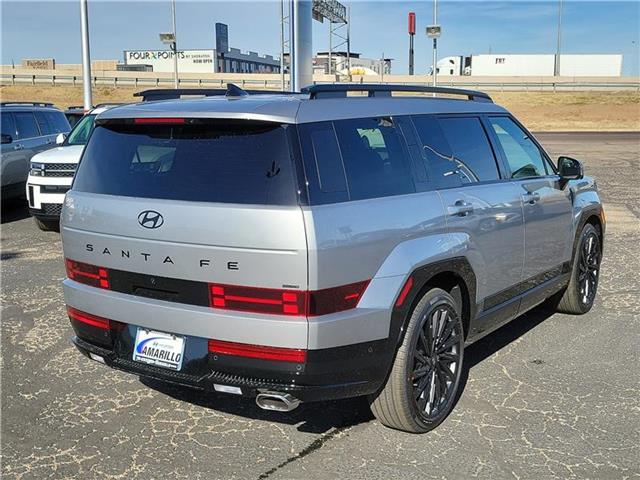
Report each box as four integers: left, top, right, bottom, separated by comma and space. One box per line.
1, 113, 16, 139
34, 111, 53, 135
438, 117, 501, 182
333, 117, 415, 201
13, 112, 41, 139
297, 122, 349, 204
412, 115, 463, 189
488, 117, 548, 178
44, 112, 70, 134
308, 124, 348, 193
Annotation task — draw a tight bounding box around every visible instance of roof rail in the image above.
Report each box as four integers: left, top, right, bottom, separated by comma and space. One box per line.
134, 86, 296, 102
0, 101, 55, 107
301, 84, 493, 103
94, 102, 125, 108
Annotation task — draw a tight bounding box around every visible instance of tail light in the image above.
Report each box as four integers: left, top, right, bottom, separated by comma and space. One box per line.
209, 284, 306, 316
66, 259, 110, 289
208, 339, 307, 363
134, 117, 186, 125
307, 280, 370, 316
208, 280, 369, 317
67, 306, 110, 330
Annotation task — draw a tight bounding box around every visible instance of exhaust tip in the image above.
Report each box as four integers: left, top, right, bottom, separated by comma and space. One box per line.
256, 392, 301, 412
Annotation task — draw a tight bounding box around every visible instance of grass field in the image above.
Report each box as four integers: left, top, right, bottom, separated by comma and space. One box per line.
1, 84, 638, 131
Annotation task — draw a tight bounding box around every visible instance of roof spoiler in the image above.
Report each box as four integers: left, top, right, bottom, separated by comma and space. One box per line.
134, 85, 296, 102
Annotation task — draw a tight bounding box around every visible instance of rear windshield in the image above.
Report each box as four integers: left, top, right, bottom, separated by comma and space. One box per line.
73, 120, 298, 205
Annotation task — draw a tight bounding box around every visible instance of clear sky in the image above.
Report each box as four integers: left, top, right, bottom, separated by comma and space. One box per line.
1, 0, 639, 75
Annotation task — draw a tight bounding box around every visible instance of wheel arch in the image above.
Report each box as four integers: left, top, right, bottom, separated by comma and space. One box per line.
390, 257, 477, 347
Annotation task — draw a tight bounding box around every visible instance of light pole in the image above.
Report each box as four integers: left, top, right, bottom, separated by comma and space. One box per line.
291, 0, 312, 91
79, 0, 92, 111
160, 1, 179, 88
555, 0, 563, 76
171, 0, 178, 88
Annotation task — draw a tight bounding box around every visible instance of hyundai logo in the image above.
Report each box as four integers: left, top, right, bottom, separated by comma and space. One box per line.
138, 210, 164, 229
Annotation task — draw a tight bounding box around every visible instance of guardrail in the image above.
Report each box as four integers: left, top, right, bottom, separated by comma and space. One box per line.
1, 72, 639, 92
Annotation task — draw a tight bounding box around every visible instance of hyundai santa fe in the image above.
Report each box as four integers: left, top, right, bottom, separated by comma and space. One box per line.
61, 84, 604, 433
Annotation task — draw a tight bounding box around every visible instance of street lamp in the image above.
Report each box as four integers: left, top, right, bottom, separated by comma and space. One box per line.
159, 0, 178, 88
426, 0, 441, 89
159, 32, 178, 88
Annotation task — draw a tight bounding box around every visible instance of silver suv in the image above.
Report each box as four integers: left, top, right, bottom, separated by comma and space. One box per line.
61, 85, 604, 433
1, 102, 70, 199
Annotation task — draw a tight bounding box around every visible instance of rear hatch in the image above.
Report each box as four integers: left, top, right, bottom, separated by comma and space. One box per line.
61, 118, 307, 313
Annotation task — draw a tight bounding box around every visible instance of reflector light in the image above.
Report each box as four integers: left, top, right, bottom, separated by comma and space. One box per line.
66, 259, 110, 289
208, 339, 307, 363
395, 276, 414, 307
67, 306, 110, 330
133, 117, 186, 125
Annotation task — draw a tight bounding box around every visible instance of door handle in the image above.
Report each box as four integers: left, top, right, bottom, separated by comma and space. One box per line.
522, 192, 541, 204
448, 200, 474, 217
13, 143, 24, 151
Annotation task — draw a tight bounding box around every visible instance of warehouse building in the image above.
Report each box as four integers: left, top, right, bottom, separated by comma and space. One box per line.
434, 54, 623, 77
123, 22, 280, 74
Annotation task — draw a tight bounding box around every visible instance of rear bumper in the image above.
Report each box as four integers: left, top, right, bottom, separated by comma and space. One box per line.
71, 330, 386, 403
64, 279, 393, 403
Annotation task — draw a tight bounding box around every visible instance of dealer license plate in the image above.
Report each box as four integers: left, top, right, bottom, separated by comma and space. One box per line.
133, 328, 185, 371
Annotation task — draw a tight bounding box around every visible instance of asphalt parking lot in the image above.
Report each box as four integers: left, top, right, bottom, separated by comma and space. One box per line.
1, 132, 639, 480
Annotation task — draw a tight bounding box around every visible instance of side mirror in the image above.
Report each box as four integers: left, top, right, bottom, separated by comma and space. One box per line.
1, 133, 12, 144
56, 133, 67, 145
558, 156, 583, 181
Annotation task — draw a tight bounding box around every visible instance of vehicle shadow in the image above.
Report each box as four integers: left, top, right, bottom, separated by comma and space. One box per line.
141, 376, 374, 434
453, 301, 557, 410
142, 301, 557, 434
1, 197, 30, 224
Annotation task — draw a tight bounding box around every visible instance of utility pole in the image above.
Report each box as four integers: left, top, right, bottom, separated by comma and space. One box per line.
328, 20, 332, 75
346, 6, 351, 78
432, 0, 437, 87
79, 0, 92, 111
280, 0, 286, 90
171, 0, 178, 88
408, 12, 416, 75
555, 0, 563, 76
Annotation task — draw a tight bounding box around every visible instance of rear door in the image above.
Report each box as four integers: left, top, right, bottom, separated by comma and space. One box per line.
412, 114, 525, 334
1, 112, 29, 187
485, 115, 573, 311
63, 119, 307, 296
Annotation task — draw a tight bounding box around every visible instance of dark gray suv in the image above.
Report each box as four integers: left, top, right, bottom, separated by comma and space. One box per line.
1, 102, 70, 199
60, 84, 604, 433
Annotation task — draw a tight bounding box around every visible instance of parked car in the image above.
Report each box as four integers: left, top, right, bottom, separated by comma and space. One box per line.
60, 84, 604, 433
64, 106, 85, 128
1, 102, 70, 200
27, 105, 117, 231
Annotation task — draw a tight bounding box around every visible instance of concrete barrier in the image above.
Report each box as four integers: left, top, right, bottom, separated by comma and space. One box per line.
1, 66, 638, 92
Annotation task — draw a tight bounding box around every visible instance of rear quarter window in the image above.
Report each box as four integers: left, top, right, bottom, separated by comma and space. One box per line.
73, 120, 299, 206
298, 117, 416, 204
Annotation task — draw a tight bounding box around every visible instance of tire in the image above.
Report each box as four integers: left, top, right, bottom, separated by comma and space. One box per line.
34, 217, 60, 232
554, 223, 601, 314
369, 288, 464, 433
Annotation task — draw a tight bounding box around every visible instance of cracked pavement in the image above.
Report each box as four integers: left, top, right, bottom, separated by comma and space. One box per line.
1, 132, 639, 479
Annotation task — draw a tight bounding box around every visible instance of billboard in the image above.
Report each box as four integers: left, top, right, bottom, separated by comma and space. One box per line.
124, 49, 215, 73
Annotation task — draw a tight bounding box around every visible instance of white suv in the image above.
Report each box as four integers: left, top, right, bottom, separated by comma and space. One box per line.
26, 105, 115, 231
